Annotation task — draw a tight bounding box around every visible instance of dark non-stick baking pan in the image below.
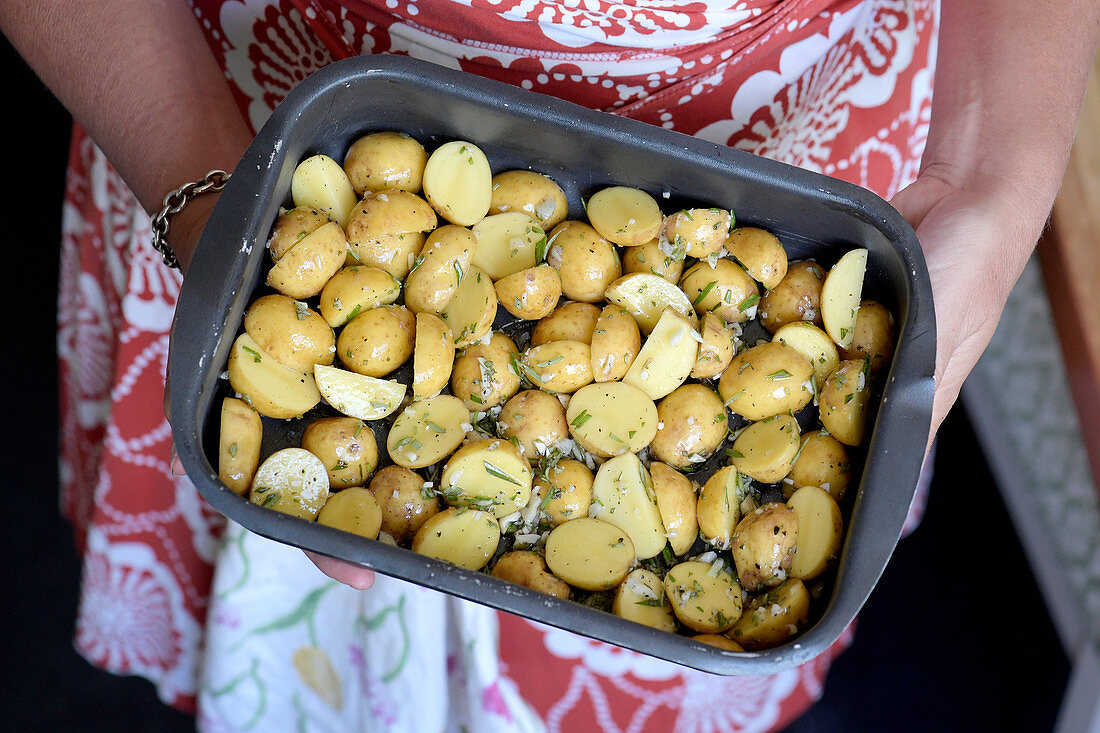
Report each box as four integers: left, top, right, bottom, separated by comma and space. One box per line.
169, 54, 935, 675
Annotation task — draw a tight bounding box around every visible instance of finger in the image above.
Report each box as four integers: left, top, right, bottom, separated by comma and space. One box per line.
169, 442, 187, 476
304, 550, 376, 590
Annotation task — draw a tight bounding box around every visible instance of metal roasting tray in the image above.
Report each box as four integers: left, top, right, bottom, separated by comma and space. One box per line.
169, 54, 936, 675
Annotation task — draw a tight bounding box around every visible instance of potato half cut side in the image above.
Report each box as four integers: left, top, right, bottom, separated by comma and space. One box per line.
566, 381, 658, 457
250, 447, 330, 520
291, 154, 358, 227
604, 272, 697, 334
787, 485, 843, 580
227, 333, 320, 419
387, 394, 469, 470
544, 518, 636, 591
590, 453, 666, 559
412, 507, 501, 571
586, 186, 663, 246
820, 248, 868, 348
621, 308, 698, 400
773, 321, 840, 391
439, 265, 497, 348
613, 568, 677, 632
471, 212, 546, 281
439, 438, 533, 518
313, 363, 405, 421
422, 140, 493, 226
413, 312, 455, 399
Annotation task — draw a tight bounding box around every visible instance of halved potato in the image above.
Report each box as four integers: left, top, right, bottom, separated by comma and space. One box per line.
317, 487, 383, 540
531, 301, 602, 346
613, 568, 677, 632
491, 551, 571, 599
317, 265, 402, 328
404, 224, 477, 315
291, 154, 358, 227
590, 304, 641, 382
773, 321, 840, 391
227, 333, 320, 419
250, 447, 329, 520
590, 452, 666, 559
697, 466, 742, 549
519, 340, 593, 394
621, 308, 698, 400
495, 265, 561, 320
413, 312, 455, 399
219, 397, 262, 496
818, 359, 872, 446
663, 560, 743, 634
820, 248, 868, 348
412, 507, 501, 571
300, 416, 378, 489
243, 295, 334, 373
787, 485, 843, 580
690, 312, 737, 380
649, 461, 699, 557
267, 205, 329, 261
728, 579, 811, 650
387, 395, 469, 469
604, 272, 697, 334
565, 382, 658, 458
717, 341, 815, 421
439, 438, 533, 518
266, 221, 347, 299
489, 169, 569, 229
544, 518, 636, 591
313, 364, 404, 421
729, 414, 801, 484
724, 226, 788, 290
422, 140, 493, 226
439, 265, 497, 348
471, 212, 546, 281
586, 186, 663, 246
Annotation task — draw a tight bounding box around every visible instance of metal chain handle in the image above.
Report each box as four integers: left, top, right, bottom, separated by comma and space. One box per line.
150, 169, 232, 269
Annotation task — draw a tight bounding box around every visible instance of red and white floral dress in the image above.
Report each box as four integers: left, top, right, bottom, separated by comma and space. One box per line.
58, 0, 936, 728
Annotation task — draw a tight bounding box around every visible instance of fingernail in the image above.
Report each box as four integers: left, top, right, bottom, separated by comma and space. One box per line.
169, 444, 186, 476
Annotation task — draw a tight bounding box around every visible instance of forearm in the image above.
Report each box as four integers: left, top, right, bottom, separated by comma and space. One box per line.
0, 0, 253, 268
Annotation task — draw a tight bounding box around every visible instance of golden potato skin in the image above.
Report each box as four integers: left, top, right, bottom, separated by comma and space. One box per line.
489, 170, 569, 229
495, 265, 562, 321
728, 579, 811, 650
301, 416, 378, 489
690, 312, 737, 380
590, 304, 641, 382
649, 461, 699, 557
318, 265, 402, 328
759, 260, 825, 333
533, 458, 594, 526
342, 130, 428, 195
368, 465, 440, 545
725, 226, 788, 290
491, 551, 572, 599
531, 301, 602, 346
818, 359, 872, 446
661, 208, 731, 259
450, 342, 521, 411
267, 205, 329, 261
403, 224, 476, 315
840, 300, 896, 373
337, 304, 416, 378
784, 430, 851, 502
622, 238, 684, 283
266, 221, 347, 299
521, 340, 594, 394
693, 634, 745, 652
731, 503, 799, 591
718, 341, 815, 421
545, 221, 622, 302
650, 384, 727, 470
244, 294, 335, 373
679, 258, 759, 324
218, 397, 262, 496
498, 389, 568, 461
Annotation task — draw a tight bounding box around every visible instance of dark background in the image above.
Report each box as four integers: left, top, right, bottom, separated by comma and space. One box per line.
0, 34, 1070, 732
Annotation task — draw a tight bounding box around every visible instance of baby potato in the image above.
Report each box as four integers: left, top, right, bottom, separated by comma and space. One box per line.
531, 301, 602, 346
439, 265, 498, 348
544, 518, 636, 591
661, 207, 732, 259
342, 130, 428, 195
301, 416, 378, 489
785, 430, 851, 502
690, 312, 737, 379
731, 503, 799, 591
613, 568, 677, 632
820, 248, 868, 348
496, 265, 562, 320
250, 447, 330, 520
787, 485, 843, 580
404, 225, 477, 315
773, 321, 840, 391
313, 364, 405, 421
266, 221, 348, 299
725, 226, 788, 290
759, 260, 825, 333
728, 579, 811, 650
267, 205, 329, 261
244, 294, 335, 373
663, 561, 743, 634
451, 342, 521, 410
729, 414, 801, 484
532, 458, 593, 526
718, 341, 815, 421
586, 186, 663, 247
337, 304, 415, 378
422, 140, 493, 226
317, 265, 402, 328
680, 259, 760, 324
291, 154, 358, 227
317, 487, 383, 540
387, 395, 469, 469
218, 397, 262, 496
491, 551, 572, 600
621, 309, 698, 400
590, 304, 641, 383
440, 438, 533, 518
471, 212, 546, 281
227, 333, 320, 419
346, 189, 437, 245
489, 169, 569, 229
622, 237, 684, 283
591, 453, 667, 559
649, 461, 699, 558
566, 382, 658, 458
368, 464, 440, 545
545, 220, 622, 303
840, 300, 896, 373
818, 360, 872, 446
692, 635, 744, 652
412, 507, 501, 571
604, 272, 697, 334
520, 340, 594, 394
347, 231, 426, 280
498, 389, 568, 461
697, 466, 742, 550
650, 384, 727, 470
412, 312, 455, 399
